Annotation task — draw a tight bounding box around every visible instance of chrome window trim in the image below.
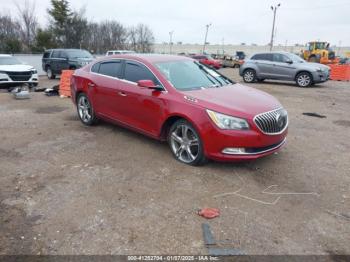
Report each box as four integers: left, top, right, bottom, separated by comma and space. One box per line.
89, 58, 167, 92
222, 138, 286, 155
253, 107, 289, 135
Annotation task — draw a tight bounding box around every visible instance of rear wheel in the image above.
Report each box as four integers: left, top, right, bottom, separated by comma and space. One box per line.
77, 93, 98, 125
168, 120, 207, 166
47, 67, 56, 79
243, 69, 256, 83
296, 72, 313, 87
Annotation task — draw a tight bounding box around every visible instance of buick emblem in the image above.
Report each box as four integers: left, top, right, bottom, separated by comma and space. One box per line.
275, 113, 285, 128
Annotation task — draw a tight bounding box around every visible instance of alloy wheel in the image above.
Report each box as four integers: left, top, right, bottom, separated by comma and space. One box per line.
244, 71, 255, 82
78, 96, 92, 123
297, 74, 311, 87
170, 124, 200, 163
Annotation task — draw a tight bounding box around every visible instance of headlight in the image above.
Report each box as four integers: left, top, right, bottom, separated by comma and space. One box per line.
206, 109, 249, 130
31, 69, 37, 74
316, 67, 323, 72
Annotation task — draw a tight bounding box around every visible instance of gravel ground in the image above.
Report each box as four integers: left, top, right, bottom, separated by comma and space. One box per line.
0, 70, 349, 255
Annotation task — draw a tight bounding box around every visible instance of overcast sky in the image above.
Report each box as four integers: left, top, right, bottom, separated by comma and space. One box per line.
2, 0, 350, 45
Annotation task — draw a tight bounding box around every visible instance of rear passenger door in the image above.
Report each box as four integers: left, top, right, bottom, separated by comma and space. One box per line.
89, 60, 126, 121
57, 51, 69, 73
252, 53, 274, 78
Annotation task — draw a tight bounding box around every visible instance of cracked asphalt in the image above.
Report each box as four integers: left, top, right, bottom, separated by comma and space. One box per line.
0, 69, 349, 255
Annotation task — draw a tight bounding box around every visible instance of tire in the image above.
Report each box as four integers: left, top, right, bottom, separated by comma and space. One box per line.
296, 72, 313, 87
243, 69, 256, 83
47, 67, 56, 79
77, 93, 98, 126
168, 119, 207, 166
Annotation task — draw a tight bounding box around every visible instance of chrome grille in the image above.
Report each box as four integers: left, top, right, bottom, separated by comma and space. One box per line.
254, 108, 288, 135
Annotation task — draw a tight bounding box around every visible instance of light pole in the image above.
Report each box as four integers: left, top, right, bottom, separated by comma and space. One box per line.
203, 23, 212, 54
169, 31, 174, 54
269, 3, 281, 51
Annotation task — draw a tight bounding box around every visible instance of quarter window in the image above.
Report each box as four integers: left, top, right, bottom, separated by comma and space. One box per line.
98, 61, 122, 78
124, 61, 159, 85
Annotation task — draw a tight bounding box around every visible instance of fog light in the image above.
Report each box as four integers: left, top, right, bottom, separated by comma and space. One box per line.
222, 147, 246, 155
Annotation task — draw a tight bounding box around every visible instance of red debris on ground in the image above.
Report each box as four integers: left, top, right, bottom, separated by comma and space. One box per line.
198, 208, 220, 219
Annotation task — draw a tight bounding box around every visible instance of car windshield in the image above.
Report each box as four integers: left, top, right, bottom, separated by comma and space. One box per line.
155, 60, 233, 91
0, 56, 21, 65
67, 50, 92, 59
288, 53, 305, 63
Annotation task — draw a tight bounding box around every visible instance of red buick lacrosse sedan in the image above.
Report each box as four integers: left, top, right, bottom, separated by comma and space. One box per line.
71, 54, 288, 165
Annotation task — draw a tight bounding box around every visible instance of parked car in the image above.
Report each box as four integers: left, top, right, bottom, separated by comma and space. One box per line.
106, 50, 136, 56
0, 54, 38, 88
71, 54, 288, 165
240, 51, 330, 87
190, 54, 222, 69
222, 51, 247, 68
42, 49, 94, 79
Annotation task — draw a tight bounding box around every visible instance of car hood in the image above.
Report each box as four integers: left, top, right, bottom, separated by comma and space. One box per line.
185, 83, 282, 119
0, 64, 35, 72
302, 62, 330, 70
70, 58, 94, 62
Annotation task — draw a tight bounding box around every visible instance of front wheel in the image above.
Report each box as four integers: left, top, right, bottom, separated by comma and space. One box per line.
77, 93, 98, 125
296, 72, 313, 87
243, 69, 256, 83
168, 120, 207, 166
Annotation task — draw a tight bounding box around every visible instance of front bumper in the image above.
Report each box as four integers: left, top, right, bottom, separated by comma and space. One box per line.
312, 70, 330, 83
0, 73, 39, 85
201, 123, 288, 162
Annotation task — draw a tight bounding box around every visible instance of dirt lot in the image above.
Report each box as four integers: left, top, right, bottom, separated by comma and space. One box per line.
0, 70, 349, 255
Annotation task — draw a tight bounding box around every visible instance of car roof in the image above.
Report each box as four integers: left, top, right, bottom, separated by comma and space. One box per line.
98, 54, 192, 63
45, 49, 87, 52
252, 51, 291, 55
108, 50, 135, 52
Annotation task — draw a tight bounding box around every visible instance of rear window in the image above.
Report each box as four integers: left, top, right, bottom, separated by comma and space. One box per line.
251, 53, 272, 61
98, 61, 122, 78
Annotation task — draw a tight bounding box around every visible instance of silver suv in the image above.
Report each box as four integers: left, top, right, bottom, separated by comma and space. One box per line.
239, 51, 330, 87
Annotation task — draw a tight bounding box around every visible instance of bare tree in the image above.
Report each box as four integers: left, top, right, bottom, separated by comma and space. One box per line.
0, 14, 22, 52
127, 24, 154, 53
15, 0, 38, 50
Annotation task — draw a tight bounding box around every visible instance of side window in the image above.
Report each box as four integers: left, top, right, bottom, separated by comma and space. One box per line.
98, 61, 122, 78
273, 53, 289, 63
59, 51, 68, 59
43, 51, 50, 59
252, 53, 273, 61
107, 52, 113, 56
124, 61, 159, 85
91, 63, 100, 73
51, 50, 59, 58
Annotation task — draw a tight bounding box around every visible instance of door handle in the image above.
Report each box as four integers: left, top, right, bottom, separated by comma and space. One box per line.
87, 83, 95, 88
118, 91, 127, 97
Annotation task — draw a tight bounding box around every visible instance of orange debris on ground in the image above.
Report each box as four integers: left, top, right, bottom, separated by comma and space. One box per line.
59, 70, 74, 97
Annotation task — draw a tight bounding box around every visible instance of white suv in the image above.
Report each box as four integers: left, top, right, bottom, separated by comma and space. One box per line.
105, 50, 136, 56
0, 55, 39, 87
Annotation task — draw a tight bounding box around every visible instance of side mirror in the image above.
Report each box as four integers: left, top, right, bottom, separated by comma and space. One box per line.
137, 80, 162, 91
286, 59, 293, 64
